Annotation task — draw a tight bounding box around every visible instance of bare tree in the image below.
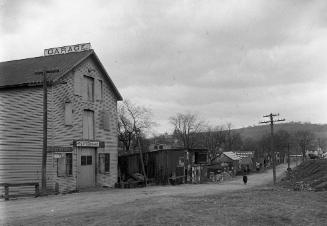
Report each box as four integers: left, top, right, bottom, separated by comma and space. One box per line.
295, 130, 315, 161
118, 100, 154, 152
169, 112, 204, 149
225, 123, 242, 151
199, 125, 226, 162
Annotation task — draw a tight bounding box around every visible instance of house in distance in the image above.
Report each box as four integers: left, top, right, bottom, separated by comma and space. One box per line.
0, 43, 122, 194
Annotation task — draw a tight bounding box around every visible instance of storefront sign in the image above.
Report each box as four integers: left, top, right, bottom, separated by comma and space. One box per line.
44, 43, 91, 56
48, 146, 73, 152
53, 153, 64, 158
74, 140, 100, 147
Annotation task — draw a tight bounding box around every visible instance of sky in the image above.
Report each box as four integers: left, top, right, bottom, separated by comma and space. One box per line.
1, 0, 327, 134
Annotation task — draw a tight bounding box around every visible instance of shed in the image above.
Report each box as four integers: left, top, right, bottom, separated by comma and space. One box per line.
118, 148, 209, 185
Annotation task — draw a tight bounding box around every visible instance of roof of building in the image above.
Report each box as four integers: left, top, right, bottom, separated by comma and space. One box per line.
0, 50, 122, 100
222, 152, 241, 161
235, 151, 254, 158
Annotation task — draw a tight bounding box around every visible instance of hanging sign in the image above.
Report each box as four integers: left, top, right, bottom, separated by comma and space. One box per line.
73, 140, 105, 148
48, 146, 73, 152
53, 153, 64, 158
44, 43, 91, 56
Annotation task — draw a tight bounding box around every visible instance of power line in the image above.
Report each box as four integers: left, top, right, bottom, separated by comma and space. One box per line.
259, 113, 285, 185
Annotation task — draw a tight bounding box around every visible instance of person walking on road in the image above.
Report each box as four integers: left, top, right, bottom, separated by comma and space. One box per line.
243, 170, 248, 185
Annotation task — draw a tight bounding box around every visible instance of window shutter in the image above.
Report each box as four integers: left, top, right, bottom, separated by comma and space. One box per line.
57, 157, 66, 177
64, 102, 72, 125
95, 79, 100, 100
105, 153, 110, 172
82, 110, 89, 139
99, 154, 105, 173
103, 110, 110, 131
74, 72, 81, 96
82, 76, 88, 100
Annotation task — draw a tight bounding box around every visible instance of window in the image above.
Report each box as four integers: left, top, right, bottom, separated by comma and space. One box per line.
64, 102, 73, 126
74, 72, 81, 96
102, 110, 110, 131
99, 153, 110, 173
83, 110, 94, 139
81, 155, 92, 165
83, 76, 94, 101
194, 152, 207, 164
99, 80, 103, 100
95, 79, 103, 100
178, 156, 184, 167
159, 145, 163, 150
66, 153, 73, 175
57, 153, 73, 177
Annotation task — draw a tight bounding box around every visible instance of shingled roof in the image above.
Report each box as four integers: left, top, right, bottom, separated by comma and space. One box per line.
0, 50, 122, 100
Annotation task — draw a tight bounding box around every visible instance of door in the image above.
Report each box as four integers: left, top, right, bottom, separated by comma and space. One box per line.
78, 148, 95, 188
83, 110, 94, 140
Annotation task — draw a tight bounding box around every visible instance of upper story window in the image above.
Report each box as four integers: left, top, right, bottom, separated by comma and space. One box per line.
99, 80, 103, 100
83, 110, 94, 139
83, 75, 94, 102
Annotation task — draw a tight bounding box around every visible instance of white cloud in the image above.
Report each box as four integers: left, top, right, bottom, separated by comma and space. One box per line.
1, 0, 327, 133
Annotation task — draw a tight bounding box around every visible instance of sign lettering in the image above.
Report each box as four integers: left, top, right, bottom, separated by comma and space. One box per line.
44, 43, 91, 56
47, 146, 73, 152
73, 140, 105, 148
53, 153, 64, 158
76, 140, 100, 147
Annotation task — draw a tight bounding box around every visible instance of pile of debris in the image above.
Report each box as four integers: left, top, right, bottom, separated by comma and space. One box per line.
281, 159, 327, 191
116, 173, 146, 188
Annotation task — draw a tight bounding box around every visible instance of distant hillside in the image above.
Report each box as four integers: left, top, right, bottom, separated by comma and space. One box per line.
236, 122, 327, 141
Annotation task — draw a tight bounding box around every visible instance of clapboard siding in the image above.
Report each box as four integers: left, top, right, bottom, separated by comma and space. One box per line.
46, 56, 119, 191
0, 87, 44, 195
0, 55, 120, 195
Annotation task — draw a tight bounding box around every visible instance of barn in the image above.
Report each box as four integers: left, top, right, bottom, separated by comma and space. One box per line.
0, 43, 122, 195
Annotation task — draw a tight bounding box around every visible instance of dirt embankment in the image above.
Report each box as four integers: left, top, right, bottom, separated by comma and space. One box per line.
281, 159, 327, 191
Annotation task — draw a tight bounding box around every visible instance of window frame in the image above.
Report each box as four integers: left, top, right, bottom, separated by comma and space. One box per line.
81, 155, 92, 166
57, 153, 73, 177
83, 109, 95, 140
83, 75, 94, 102
98, 153, 110, 174
99, 79, 103, 100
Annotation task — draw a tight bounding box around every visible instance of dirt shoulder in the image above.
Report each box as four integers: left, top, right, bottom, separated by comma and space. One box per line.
0, 164, 290, 225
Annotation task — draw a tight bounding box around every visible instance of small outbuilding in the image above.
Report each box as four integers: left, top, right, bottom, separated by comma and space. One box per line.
118, 148, 209, 186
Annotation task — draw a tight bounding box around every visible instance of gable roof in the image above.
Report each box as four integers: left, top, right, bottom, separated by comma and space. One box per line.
0, 50, 122, 100
222, 152, 241, 161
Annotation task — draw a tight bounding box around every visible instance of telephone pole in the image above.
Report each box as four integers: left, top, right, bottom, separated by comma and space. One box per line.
35, 68, 59, 194
260, 113, 285, 185
287, 143, 291, 170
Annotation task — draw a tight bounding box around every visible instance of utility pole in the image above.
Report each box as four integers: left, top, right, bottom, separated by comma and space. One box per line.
35, 68, 59, 194
287, 143, 291, 170
136, 129, 147, 186
260, 113, 285, 185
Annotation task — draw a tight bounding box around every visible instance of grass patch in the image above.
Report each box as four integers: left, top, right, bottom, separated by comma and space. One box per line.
6, 186, 327, 226
128, 188, 327, 226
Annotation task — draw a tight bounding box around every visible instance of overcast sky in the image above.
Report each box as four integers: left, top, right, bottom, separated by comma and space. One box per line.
1, 0, 327, 134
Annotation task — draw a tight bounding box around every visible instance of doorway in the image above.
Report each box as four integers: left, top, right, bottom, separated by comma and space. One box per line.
77, 148, 95, 188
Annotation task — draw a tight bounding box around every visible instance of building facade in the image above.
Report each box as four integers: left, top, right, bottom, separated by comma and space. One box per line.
0, 45, 122, 194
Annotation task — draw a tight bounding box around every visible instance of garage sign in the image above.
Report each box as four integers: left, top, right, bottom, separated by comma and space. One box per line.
44, 43, 91, 56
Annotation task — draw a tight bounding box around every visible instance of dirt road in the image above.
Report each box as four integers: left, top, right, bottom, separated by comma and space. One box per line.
0, 164, 290, 225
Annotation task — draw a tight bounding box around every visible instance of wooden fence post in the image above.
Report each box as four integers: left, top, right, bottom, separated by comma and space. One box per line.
35, 184, 40, 197
4, 184, 9, 201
